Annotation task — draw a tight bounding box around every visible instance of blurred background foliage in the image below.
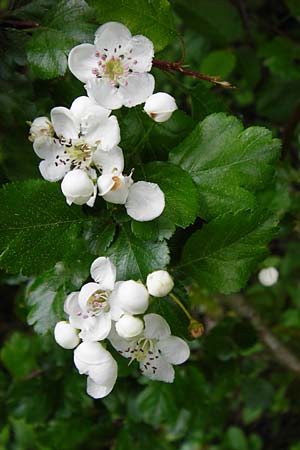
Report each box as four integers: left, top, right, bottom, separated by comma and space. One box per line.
1, 0, 300, 449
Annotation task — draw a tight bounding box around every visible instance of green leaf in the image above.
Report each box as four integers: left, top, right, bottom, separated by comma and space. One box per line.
224, 427, 248, 450
170, 113, 281, 221
136, 382, 178, 427
258, 37, 300, 81
0, 180, 91, 275
190, 82, 227, 121
200, 49, 237, 79
89, 0, 176, 52
25, 260, 89, 334
181, 209, 278, 294
140, 162, 199, 228
27, 0, 94, 79
1, 332, 40, 379
106, 224, 170, 281
172, 0, 244, 44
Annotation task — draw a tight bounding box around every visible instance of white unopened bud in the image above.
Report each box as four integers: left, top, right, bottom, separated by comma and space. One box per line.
29, 117, 53, 142
258, 267, 279, 287
144, 92, 177, 123
54, 321, 80, 349
117, 280, 149, 315
116, 314, 144, 339
146, 270, 174, 297
61, 169, 94, 205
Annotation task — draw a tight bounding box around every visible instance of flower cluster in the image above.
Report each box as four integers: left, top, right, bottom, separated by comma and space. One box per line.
54, 257, 190, 398
28, 22, 177, 221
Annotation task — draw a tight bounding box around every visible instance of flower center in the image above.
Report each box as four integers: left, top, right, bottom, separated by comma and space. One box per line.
105, 58, 124, 81
56, 138, 94, 170
87, 289, 110, 316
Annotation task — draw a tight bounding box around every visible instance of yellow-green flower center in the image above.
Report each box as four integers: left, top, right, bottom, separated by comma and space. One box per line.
105, 59, 124, 80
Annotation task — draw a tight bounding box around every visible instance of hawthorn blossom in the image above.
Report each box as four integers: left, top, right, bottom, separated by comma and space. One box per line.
144, 92, 178, 122
146, 270, 174, 297
109, 313, 190, 383
74, 341, 118, 398
64, 257, 149, 342
28, 116, 54, 142
61, 169, 97, 206
258, 267, 279, 286
68, 22, 155, 109
54, 321, 80, 349
95, 146, 165, 221
31, 96, 120, 183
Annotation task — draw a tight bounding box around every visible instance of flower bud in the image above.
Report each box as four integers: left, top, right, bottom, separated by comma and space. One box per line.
188, 319, 204, 339
116, 314, 144, 339
61, 169, 94, 205
258, 267, 279, 287
54, 321, 80, 349
146, 270, 174, 297
116, 280, 149, 315
144, 92, 177, 123
29, 117, 54, 142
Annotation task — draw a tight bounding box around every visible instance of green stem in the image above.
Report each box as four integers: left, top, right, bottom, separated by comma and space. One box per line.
169, 292, 193, 321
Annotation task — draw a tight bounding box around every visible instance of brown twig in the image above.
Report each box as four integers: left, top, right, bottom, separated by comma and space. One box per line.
0, 19, 39, 29
152, 59, 235, 89
224, 294, 300, 374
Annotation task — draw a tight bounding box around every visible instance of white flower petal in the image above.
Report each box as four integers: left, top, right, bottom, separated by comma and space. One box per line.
86, 183, 97, 207
116, 314, 144, 339
68, 43, 98, 83
93, 145, 124, 174
78, 282, 101, 311
64, 291, 80, 316
86, 373, 116, 399
125, 181, 165, 222
33, 136, 61, 160
54, 321, 80, 349
61, 169, 95, 206
85, 78, 124, 110
140, 355, 174, 383
108, 324, 137, 357
70, 96, 110, 122
74, 341, 111, 369
95, 22, 131, 53
119, 73, 155, 108
158, 336, 190, 365
144, 313, 171, 340
88, 357, 118, 386
102, 175, 131, 205
79, 313, 111, 342
144, 92, 178, 123
84, 116, 120, 151
50, 107, 79, 140
39, 159, 69, 182
107, 283, 124, 321
113, 280, 149, 315
90, 256, 116, 290
97, 173, 116, 196
146, 270, 174, 297
126, 35, 154, 72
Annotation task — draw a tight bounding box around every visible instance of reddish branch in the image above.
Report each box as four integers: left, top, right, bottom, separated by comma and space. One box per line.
0, 19, 39, 29
152, 59, 235, 89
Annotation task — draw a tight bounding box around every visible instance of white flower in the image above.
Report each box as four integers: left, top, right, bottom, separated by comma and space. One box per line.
54, 321, 80, 349
258, 267, 279, 287
146, 270, 174, 297
144, 93, 177, 122
109, 313, 190, 383
32, 96, 120, 183
74, 341, 118, 398
115, 314, 144, 339
68, 22, 155, 109
29, 116, 54, 142
111, 280, 149, 315
61, 169, 97, 206
64, 257, 149, 342
95, 146, 165, 221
